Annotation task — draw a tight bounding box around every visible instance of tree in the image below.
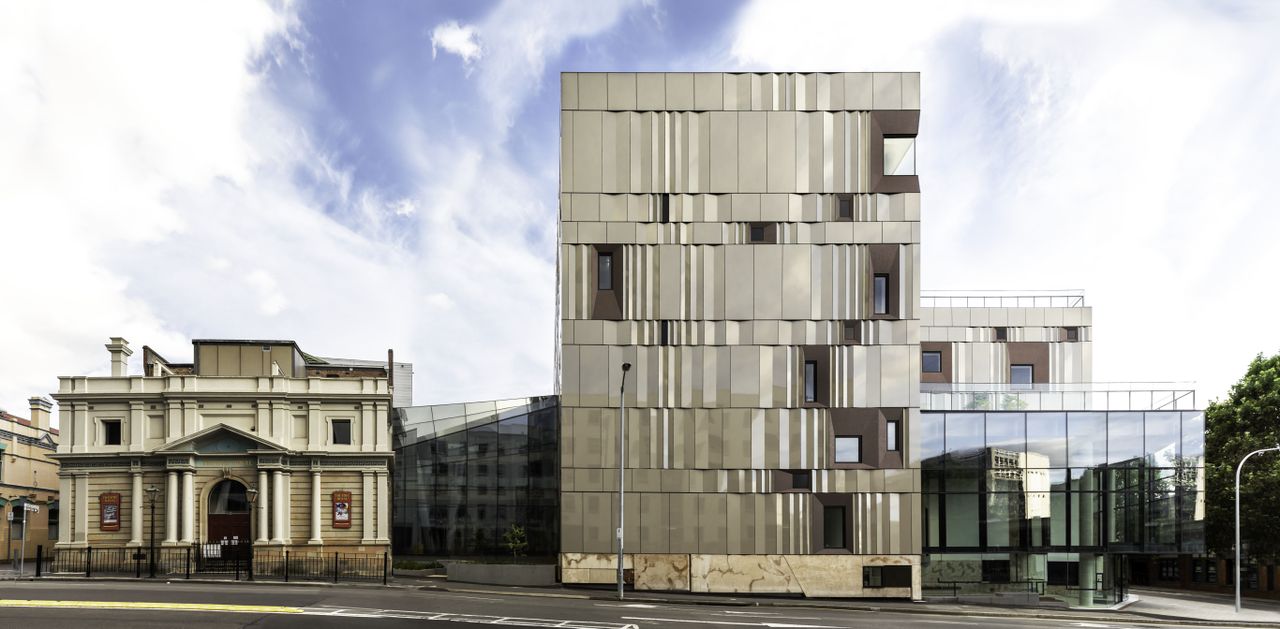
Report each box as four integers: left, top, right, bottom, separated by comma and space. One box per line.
1205, 352, 1280, 561
503, 523, 528, 559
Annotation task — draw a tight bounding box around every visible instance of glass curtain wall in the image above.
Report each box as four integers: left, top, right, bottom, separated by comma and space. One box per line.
392, 397, 559, 557
921, 411, 1205, 554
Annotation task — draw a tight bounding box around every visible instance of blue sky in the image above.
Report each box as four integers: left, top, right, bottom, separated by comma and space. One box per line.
3, 0, 1280, 419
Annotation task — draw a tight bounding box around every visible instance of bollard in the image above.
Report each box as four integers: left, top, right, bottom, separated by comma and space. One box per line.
35, 546, 42, 578
333, 552, 339, 584
185, 546, 191, 579
383, 553, 388, 586
86, 546, 92, 578
284, 550, 289, 583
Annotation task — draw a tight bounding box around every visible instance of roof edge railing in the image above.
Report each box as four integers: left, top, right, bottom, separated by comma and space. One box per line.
921, 289, 1086, 308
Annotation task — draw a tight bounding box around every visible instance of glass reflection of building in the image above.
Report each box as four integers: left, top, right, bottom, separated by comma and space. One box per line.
391, 397, 559, 557
920, 409, 1205, 598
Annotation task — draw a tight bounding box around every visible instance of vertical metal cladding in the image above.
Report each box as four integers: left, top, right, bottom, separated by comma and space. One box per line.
559, 72, 922, 597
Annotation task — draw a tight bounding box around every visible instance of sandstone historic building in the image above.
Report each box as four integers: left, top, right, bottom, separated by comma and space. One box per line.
1, 398, 60, 560
51, 338, 395, 552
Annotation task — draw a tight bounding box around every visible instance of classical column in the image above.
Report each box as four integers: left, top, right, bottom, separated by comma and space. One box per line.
180, 470, 194, 543
309, 470, 322, 545
361, 471, 374, 543
57, 475, 74, 546
271, 470, 284, 543
375, 470, 389, 543
130, 472, 143, 546
165, 471, 178, 543
282, 472, 292, 543
256, 470, 270, 543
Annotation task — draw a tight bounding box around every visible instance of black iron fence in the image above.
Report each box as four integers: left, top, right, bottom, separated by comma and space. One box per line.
32, 544, 388, 585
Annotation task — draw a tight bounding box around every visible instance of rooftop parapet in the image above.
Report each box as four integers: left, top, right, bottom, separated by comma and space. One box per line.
921, 382, 1196, 412
921, 289, 1086, 308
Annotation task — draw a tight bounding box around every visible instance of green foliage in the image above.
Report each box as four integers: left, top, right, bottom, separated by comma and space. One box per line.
503, 523, 528, 559
1205, 353, 1280, 560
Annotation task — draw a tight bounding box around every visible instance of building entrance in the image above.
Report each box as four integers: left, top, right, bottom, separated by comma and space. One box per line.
206, 479, 251, 545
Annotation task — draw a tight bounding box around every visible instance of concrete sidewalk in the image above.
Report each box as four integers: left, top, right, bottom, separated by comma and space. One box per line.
1128, 586, 1280, 624
411, 577, 1280, 627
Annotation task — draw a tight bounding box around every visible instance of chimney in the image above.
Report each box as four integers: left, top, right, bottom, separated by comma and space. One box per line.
28, 396, 53, 432
106, 337, 133, 377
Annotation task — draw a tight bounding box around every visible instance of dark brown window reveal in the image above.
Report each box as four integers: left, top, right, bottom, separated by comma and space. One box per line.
1065, 326, 1079, 342
842, 320, 860, 344
994, 326, 1008, 342
886, 419, 900, 452
660, 193, 671, 223
873, 274, 889, 315
804, 360, 818, 403
597, 252, 613, 291
659, 320, 670, 346
922, 351, 942, 373
750, 224, 765, 242
823, 505, 846, 549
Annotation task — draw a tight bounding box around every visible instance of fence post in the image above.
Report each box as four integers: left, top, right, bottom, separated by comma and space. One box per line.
333, 552, 339, 584
135, 548, 142, 579
383, 553, 388, 586
284, 550, 289, 583
85, 546, 92, 578
235, 548, 241, 581
185, 546, 191, 579
35, 546, 42, 578
247, 543, 254, 582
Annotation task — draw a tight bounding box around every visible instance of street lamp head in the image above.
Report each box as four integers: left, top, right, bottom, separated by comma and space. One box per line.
622, 362, 631, 372
246, 486, 259, 505
145, 485, 160, 504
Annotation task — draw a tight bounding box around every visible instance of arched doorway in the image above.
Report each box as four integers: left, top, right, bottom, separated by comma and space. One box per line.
206, 479, 251, 545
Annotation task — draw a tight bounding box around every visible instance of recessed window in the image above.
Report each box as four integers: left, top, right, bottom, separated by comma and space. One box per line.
791, 471, 811, 491
842, 320, 860, 344
922, 351, 942, 374
887, 419, 900, 452
332, 419, 352, 445
660, 193, 671, 223
750, 224, 765, 242
102, 419, 122, 446
865, 565, 912, 588
835, 436, 862, 463
1065, 326, 1080, 342
1010, 364, 1033, 385
883, 136, 916, 176
823, 505, 846, 549
659, 320, 671, 346
597, 252, 613, 291
803, 361, 818, 403
994, 327, 1008, 342
873, 274, 889, 315
838, 197, 852, 220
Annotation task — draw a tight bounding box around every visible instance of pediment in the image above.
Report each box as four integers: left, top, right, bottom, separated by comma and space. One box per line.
156, 424, 286, 454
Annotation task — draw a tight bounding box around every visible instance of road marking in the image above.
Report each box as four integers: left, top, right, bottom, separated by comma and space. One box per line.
621, 617, 845, 628
0, 599, 303, 614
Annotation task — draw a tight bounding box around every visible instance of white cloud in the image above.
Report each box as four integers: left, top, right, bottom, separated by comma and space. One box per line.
430, 20, 483, 66
730, 0, 1280, 403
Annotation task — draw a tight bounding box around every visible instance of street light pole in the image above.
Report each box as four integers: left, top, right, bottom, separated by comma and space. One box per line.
245, 486, 258, 582
1235, 444, 1280, 613
617, 361, 631, 600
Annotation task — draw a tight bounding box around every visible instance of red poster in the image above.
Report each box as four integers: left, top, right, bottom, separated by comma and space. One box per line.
99, 492, 121, 531
332, 490, 352, 528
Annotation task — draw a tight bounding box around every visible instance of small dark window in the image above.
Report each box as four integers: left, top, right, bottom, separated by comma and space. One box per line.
803, 361, 818, 403
842, 320, 860, 344
823, 505, 846, 549
1065, 326, 1080, 342
791, 471, 811, 490
660, 193, 671, 223
1010, 364, 1033, 385
835, 436, 862, 463
994, 326, 1008, 342
332, 419, 352, 445
982, 560, 1011, 583
659, 320, 671, 346
873, 274, 889, 315
864, 565, 912, 588
886, 419, 900, 452
922, 351, 942, 373
838, 197, 852, 219
750, 224, 765, 242
103, 420, 122, 446
597, 252, 613, 291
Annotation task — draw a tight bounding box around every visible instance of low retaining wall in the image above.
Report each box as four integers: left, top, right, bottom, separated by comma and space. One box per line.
446, 562, 556, 587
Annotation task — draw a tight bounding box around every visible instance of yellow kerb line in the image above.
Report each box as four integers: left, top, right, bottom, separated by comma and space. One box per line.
0, 599, 304, 614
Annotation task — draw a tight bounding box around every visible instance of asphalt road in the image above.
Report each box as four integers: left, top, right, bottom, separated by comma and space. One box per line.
0, 580, 1256, 629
